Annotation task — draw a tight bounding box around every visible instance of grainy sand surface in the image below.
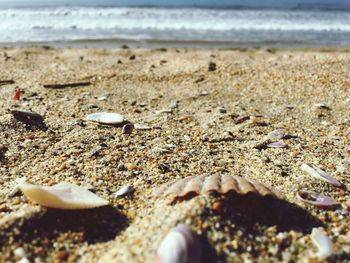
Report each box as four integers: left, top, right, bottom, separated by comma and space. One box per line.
0, 47, 349, 262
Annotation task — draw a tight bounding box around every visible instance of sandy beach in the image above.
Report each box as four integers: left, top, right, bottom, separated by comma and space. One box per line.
0, 47, 349, 262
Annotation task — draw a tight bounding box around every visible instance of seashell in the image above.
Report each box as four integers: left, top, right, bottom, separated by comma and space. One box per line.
122, 123, 134, 135
134, 123, 151, 130
19, 182, 109, 209
297, 191, 338, 208
310, 228, 333, 259
266, 141, 288, 148
156, 224, 201, 263
154, 174, 279, 202
155, 109, 173, 115
86, 112, 124, 125
301, 163, 341, 187
115, 185, 135, 197
266, 129, 285, 140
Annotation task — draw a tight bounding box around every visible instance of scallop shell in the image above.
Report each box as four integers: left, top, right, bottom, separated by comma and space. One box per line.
311, 228, 333, 259
297, 191, 338, 208
154, 174, 279, 202
301, 163, 341, 187
86, 112, 124, 125
19, 182, 109, 209
156, 224, 201, 263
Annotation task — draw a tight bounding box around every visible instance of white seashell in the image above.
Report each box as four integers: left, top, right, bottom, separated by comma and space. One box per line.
301, 163, 341, 187
266, 129, 285, 140
134, 123, 151, 130
156, 224, 201, 263
97, 96, 108, 101
310, 228, 333, 259
19, 182, 109, 210
86, 112, 124, 125
115, 185, 135, 197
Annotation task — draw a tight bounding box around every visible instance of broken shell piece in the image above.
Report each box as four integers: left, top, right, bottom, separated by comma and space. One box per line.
266, 141, 288, 148
311, 228, 333, 259
134, 123, 151, 130
86, 112, 124, 125
19, 182, 109, 209
115, 185, 135, 197
156, 224, 201, 263
301, 163, 341, 187
267, 129, 285, 140
297, 191, 338, 208
154, 174, 279, 203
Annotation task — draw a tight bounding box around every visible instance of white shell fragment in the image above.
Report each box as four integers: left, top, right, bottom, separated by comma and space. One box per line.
86, 112, 124, 125
156, 224, 201, 263
301, 163, 341, 187
266, 141, 288, 148
297, 191, 338, 208
19, 182, 109, 209
115, 185, 135, 197
310, 228, 333, 259
134, 123, 151, 130
267, 129, 285, 140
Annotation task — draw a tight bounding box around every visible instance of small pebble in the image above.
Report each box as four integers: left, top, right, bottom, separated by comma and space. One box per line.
115, 185, 135, 197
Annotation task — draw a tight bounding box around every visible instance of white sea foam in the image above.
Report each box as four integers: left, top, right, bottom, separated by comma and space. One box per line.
0, 7, 349, 45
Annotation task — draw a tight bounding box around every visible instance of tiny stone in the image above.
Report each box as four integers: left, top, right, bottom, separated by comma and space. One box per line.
117, 164, 127, 171
122, 124, 134, 135
14, 247, 26, 258
218, 107, 227, 114
208, 62, 217, 72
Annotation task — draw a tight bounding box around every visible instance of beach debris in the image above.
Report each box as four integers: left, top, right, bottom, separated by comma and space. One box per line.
129, 54, 136, 60
0, 79, 14, 86
86, 112, 124, 125
313, 103, 331, 110
310, 228, 333, 259
297, 191, 338, 208
156, 224, 201, 263
10, 109, 48, 131
208, 62, 217, 72
154, 174, 279, 203
194, 75, 205, 83
7, 177, 27, 198
218, 107, 227, 114
97, 96, 107, 101
122, 123, 134, 135
235, 115, 250, 124
115, 185, 135, 197
156, 109, 173, 115
266, 129, 285, 140
13, 88, 21, 100
19, 182, 109, 209
301, 163, 341, 187
134, 123, 151, 130
43, 81, 91, 89
266, 141, 288, 148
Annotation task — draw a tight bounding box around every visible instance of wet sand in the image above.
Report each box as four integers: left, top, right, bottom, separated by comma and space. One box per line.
0, 47, 349, 262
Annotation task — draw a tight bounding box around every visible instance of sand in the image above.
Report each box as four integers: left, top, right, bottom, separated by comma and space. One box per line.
0, 47, 349, 262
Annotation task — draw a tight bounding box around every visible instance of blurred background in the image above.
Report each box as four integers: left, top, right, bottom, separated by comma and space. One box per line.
0, 0, 349, 48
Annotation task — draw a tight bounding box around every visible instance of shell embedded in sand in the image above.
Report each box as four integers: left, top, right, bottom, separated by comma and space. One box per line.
86, 112, 124, 124
156, 224, 201, 263
297, 191, 338, 208
311, 228, 333, 259
301, 163, 341, 187
154, 174, 279, 202
19, 182, 109, 209
266, 129, 285, 140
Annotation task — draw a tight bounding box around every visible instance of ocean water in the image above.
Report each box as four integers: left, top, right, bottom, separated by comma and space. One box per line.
0, 5, 350, 48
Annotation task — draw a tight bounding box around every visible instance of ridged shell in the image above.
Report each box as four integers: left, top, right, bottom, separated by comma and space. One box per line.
19, 182, 109, 210
86, 112, 124, 125
301, 163, 341, 187
154, 174, 279, 201
156, 224, 201, 263
311, 228, 333, 259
